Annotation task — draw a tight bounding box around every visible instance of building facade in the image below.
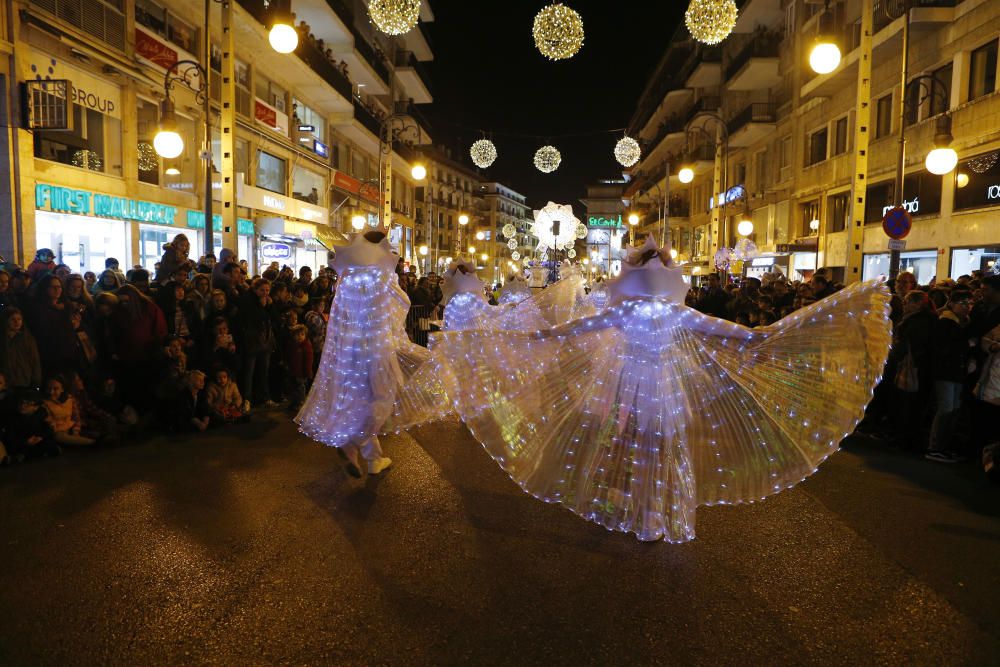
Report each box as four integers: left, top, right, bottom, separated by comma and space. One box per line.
476, 181, 533, 285
626, 0, 1000, 284
414, 144, 482, 275
4, 0, 434, 275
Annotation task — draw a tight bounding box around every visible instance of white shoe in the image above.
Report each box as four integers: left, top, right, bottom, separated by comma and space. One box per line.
367, 457, 392, 475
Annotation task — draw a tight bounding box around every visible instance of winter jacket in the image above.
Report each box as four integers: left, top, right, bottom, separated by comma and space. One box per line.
285, 338, 314, 380
974, 325, 1000, 405
237, 291, 274, 355
154, 243, 193, 284
25, 301, 78, 373
206, 381, 242, 411
930, 310, 971, 382
212, 249, 239, 291
43, 396, 79, 434
0, 330, 42, 388
111, 304, 168, 362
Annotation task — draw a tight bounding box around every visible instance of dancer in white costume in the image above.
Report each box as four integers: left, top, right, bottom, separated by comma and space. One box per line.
430, 236, 891, 542
296, 231, 447, 477
440, 258, 498, 331
588, 277, 609, 312
529, 259, 596, 326
497, 272, 532, 305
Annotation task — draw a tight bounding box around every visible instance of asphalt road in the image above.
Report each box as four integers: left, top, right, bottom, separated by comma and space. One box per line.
0, 415, 998, 666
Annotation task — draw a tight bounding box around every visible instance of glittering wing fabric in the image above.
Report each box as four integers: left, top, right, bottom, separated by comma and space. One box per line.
296, 268, 445, 447
525, 273, 596, 326
431, 280, 890, 542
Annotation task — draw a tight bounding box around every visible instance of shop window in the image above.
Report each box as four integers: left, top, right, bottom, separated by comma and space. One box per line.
931, 63, 953, 116
256, 150, 286, 194
235, 60, 252, 117
806, 127, 828, 166
833, 116, 848, 155
875, 94, 893, 138
210, 134, 251, 184
35, 211, 130, 277
255, 74, 286, 113
136, 100, 160, 185
135, 0, 198, 54
954, 151, 1000, 211
968, 40, 998, 102
863, 250, 936, 283
292, 165, 325, 205
950, 247, 1000, 279
164, 114, 197, 193
827, 193, 849, 232
351, 153, 368, 180
865, 181, 894, 223
34, 104, 123, 177
800, 200, 819, 236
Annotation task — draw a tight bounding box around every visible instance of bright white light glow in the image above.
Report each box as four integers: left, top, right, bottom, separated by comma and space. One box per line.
678, 167, 695, 184
809, 42, 841, 75
956, 172, 969, 188
809, 219, 820, 232
351, 215, 366, 230
737, 220, 754, 236
419, 245, 428, 256
459, 214, 469, 225
475, 231, 485, 240
153, 130, 184, 159
628, 214, 640, 226
268, 23, 299, 54
925, 147, 958, 175
411, 164, 427, 180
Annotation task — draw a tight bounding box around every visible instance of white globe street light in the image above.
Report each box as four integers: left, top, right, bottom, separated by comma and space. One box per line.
418, 245, 428, 256
628, 213, 640, 226
809, 42, 841, 74
153, 100, 184, 159
268, 23, 298, 53
678, 166, 695, 184
459, 214, 469, 225
809, 219, 820, 232
411, 164, 427, 180
926, 147, 958, 175
737, 219, 754, 236
475, 231, 485, 240
351, 215, 366, 230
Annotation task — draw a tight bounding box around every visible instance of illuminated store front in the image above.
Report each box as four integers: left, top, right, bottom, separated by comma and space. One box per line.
862, 249, 938, 284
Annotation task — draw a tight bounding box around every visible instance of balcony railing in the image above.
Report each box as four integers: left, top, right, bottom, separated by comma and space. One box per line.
684, 96, 722, 127
727, 102, 778, 135
352, 32, 391, 84
394, 50, 435, 96
724, 33, 782, 81
678, 45, 721, 84
644, 116, 686, 153
353, 97, 382, 137
874, 0, 961, 32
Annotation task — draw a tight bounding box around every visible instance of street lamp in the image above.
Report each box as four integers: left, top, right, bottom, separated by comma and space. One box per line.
475, 231, 485, 240
267, 0, 298, 54
628, 213, 639, 226
351, 215, 366, 230
925, 114, 958, 175
458, 214, 469, 225
468, 245, 476, 254
737, 219, 754, 236
411, 164, 427, 181
809, 218, 820, 233
153, 99, 183, 158
809, 1, 841, 75
678, 166, 695, 184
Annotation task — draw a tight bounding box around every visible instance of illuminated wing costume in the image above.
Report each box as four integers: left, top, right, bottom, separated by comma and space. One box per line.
526, 260, 596, 326
588, 280, 609, 312
430, 236, 891, 542
497, 273, 532, 305
296, 233, 447, 450
441, 258, 498, 332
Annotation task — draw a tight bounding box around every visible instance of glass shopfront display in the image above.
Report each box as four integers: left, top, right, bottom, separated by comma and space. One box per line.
863, 250, 937, 284
950, 246, 1000, 279
35, 210, 131, 276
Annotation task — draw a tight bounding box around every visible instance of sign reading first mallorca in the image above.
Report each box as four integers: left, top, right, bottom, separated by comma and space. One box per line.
36, 184, 177, 225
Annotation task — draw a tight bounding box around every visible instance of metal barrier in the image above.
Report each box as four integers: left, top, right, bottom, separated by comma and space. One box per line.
406, 305, 434, 347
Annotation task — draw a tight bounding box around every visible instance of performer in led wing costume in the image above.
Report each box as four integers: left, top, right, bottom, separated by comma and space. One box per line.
430, 236, 891, 542
441, 258, 498, 331
528, 259, 596, 326
497, 272, 532, 305
588, 277, 609, 312
296, 231, 447, 477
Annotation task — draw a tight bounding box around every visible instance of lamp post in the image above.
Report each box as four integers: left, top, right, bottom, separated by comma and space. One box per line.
377, 113, 426, 233
680, 114, 729, 279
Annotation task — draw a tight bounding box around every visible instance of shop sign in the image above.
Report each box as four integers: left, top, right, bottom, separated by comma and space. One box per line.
29, 54, 121, 119
313, 140, 329, 159
185, 211, 254, 235
241, 184, 328, 223
36, 184, 176, 224
254, 98, 277, 128
882, 198, 919, 217
333, 170, 379, 204
588, 215, 623, 229
709, 185, 746, 209
776, 243, 816, 253
261, 242, 292, 260
751, 257, 775, 267
988, 185, 1000, 201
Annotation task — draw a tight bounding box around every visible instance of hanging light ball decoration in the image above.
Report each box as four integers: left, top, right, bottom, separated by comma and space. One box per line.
511, 251, 521, 261
574, 223, 588, 239
71, 150, 102, 171
567, 248, 577, 259
507, 238, 518, 250
532, 3, 585, 61
137, 143, 159, 172
534, 145, 562, 173
614, 136, 641, 168
368, 0, 421, 36
470, 139, 497, 169
685, 0, 738, 46
502, 223, 517, 238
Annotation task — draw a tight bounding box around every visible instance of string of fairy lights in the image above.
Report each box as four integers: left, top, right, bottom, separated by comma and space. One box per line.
365, 0, 740, 172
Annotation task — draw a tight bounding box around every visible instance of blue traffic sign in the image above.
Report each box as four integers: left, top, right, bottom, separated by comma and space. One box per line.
882, 206, 912, 240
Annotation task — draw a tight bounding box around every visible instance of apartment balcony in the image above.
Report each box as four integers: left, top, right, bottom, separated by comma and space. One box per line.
394, 50, 433, 104
234, 0, 352, 106
727, 102, 777, 147
638, 88, 695, 144
732, 0, 783, 33
725, 34, 781, 91
401, 21, 434, 61
683, 47, 722, 88
684, 96, 722, 128
352, 97, 383, 137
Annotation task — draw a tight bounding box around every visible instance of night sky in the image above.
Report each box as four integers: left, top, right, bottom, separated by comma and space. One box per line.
424, 1, 687, 209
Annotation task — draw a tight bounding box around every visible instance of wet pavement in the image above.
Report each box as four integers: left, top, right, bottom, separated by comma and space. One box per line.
0, 415, 997, 665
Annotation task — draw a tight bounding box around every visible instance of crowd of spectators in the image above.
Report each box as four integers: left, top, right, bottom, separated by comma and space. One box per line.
689, 268, 1000, 469
0, 234, 335, 464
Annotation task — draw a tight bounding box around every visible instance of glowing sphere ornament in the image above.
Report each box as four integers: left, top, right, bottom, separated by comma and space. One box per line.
368, 0, 421, 35
470, 139, 497, 169
567, 248, 577, 259
533, 3, 585, 61
614, 136, 641, 167
502, 223, 516, 238
534, 145, 562, 173
507, 239, 518, 250
511, 251, 521, 261
574, 223, 588, 239
685, 0, 738, 46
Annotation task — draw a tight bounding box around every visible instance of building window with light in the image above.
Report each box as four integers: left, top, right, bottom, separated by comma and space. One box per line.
954, 151, 1000, 211
800, 200, 819, 236
135, 0, 198, 54
33, 94, 123, 177
875, 94, 893, 138
136, 99, 160, 185
968, 40, 998, 102
806, 127, 828, 166
292, 165, 325, 205
256, 150, 286, 194
832, 116, 848, 155
827, 193, 849, 232
292, 99, 325, 142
